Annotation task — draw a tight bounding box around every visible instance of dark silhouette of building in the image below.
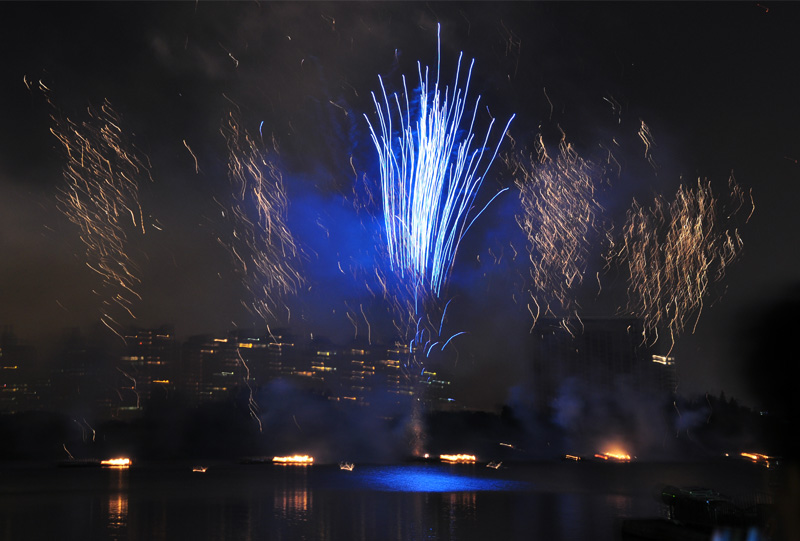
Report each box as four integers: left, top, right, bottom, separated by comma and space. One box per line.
49, 327, 118, 417
529, 317, 676, 413
2, 321, 456, 419
0, 326, 39, 412
177, 330, 452, 411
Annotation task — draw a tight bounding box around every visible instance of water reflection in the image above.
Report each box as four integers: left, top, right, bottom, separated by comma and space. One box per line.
446, 492, 476, 514
274, 484, 311, 523
606, 494, 632, 517
0, 462, 770, 541
105, 468, 128, 540
274, 466, 309, 519
445, 492, 477, 539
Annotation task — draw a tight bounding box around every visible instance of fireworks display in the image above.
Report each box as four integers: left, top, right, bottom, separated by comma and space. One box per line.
2, 2, 785, 418
359, 25, 515, 455
218, 108, 307, 431
365, 24, 514, 303
363, 25, 513, 385
220, 107, 304, 324
41, 82, 152, 340
2, 12, 797, 540
506, 133, 606, 329
607, 175, 753, 348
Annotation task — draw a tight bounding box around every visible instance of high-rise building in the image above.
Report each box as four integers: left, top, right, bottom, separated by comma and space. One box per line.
529, 317, 675, 412
50, 327, 117, 417
116, 326, 177, 415
650, 353, 678, 394
193, 334, 248, 403
0, 326, 38, 413
173, 328, 453, 411
334, 338, 452, 410
179, 334, 206, 405
260, 328, 300, 381
179, 329, 303, 403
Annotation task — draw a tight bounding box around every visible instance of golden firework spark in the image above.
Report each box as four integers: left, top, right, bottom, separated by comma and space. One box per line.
506, 132, 606, 330
42, 83, 152, 340
607, 174, 753, 349
220, 108, 304, 324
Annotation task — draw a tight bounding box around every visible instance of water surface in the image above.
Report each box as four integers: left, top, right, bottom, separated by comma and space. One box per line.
0, 461, 771, 540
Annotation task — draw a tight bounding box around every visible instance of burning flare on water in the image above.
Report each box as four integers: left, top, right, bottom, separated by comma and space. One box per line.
595, 445, 632, 462
100, 458, 132, 468
440, 454, 477, 464
272, 455, 314, 465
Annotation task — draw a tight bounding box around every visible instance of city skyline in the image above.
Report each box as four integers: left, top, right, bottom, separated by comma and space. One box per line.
1, 316, 755, 465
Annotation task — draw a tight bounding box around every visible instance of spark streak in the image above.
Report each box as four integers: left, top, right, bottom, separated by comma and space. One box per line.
365, 23, 514, 301
220, 107, 304, 324
183, 139, 199, 173
236, 349, 263, 432
42, 83, 152, 339
638, 120, 658, 172
607, 174, 753, 348
507, 132, 605, 327
219, 108, 303, 433
364, 25, 512, 365
364, 26, 512, 455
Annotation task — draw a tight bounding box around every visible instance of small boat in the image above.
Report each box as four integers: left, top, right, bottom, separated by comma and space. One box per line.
621, 485, 774, 540
238, 456, 271, 465
58, 458, 101, 468
192, 466, 208, 473
339, 462, 355, 471
486, 461, 502, 469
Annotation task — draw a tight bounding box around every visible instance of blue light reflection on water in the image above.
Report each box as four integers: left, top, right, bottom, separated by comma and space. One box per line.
347, 465, 529, 492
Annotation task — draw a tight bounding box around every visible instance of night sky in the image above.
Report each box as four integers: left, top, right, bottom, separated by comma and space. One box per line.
1, 2, 798, 410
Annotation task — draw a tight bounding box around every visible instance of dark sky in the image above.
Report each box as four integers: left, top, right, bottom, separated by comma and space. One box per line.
1, 2, 798, 410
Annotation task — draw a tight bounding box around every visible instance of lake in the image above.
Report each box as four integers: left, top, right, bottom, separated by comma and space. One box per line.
0, 460, 773, 540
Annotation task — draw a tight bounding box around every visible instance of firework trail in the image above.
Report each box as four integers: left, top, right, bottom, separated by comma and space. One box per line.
220, 107, 305, 432
220, 107, 304, 324
363, 24, 513, 331
117, 367, 140, 409
607, 174, 753, 349
365, 24, 514, 305
638, 119, 659, 173
41, 82, 152, 340
364, 26, 512, 453
505, 132, 606, 331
